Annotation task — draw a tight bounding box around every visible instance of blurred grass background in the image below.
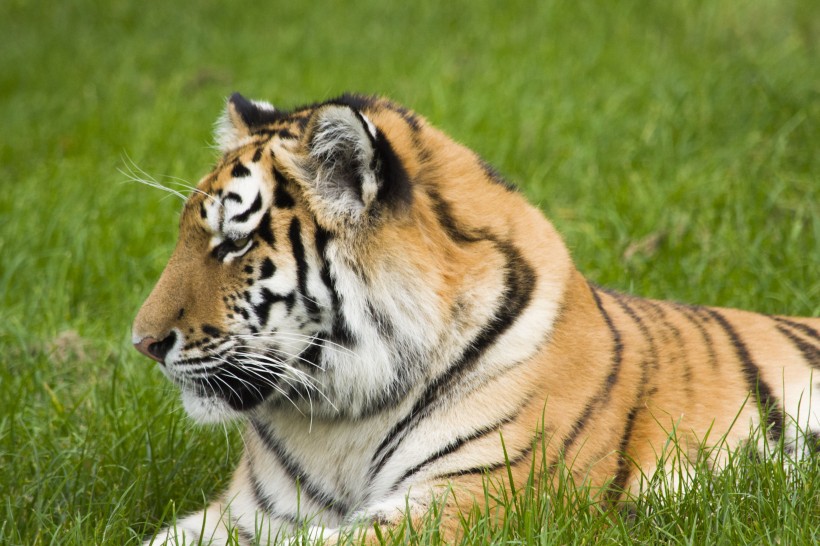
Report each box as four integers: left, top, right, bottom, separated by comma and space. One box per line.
1, 0, 818, 544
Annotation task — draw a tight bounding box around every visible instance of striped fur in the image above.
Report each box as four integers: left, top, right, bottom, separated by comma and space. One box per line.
133, 93, 820, 545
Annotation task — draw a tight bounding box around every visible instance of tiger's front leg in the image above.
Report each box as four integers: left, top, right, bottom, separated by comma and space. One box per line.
344, 478, 491, 545
144, 504, 238, 546
144, 499, 312, 546
144, 455, 318, 546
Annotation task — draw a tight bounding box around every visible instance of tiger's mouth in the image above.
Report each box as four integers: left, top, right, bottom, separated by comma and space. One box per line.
171, 352, 285, 412
164, 338, 326, 419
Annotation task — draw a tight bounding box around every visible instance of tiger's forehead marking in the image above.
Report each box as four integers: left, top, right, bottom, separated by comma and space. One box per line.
198, 157, 274, 239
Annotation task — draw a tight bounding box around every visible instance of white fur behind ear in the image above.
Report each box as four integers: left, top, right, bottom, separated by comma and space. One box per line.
213, 98, 276, 153
309, 107, 379, 217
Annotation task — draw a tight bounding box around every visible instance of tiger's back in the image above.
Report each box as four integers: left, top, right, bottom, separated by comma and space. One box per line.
133, 93, 819, 544
540, 283, 820, 497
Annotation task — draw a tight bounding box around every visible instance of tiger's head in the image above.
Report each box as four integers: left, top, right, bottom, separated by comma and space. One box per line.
133, 93, 564, 424
133, 94, 435, 423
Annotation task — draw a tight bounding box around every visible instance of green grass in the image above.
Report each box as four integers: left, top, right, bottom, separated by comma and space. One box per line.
1, 0, 818, 544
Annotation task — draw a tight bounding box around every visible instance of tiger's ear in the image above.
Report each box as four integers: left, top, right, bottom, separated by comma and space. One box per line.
295, 104, 411, 227
214, 92, 278, 152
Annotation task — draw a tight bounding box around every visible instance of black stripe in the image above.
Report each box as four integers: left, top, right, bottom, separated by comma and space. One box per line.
201, 324, 222, 338
389, 396, 529, 491
607, 291, 658, 372
366, 300, 395, 338
288, 218, 319, 317
611, 405, 640, 496
247, 456, 300, 526
703, 308, 784, 442
274, 184, 296, 209
775, 325, 820, 369
314, 224, 356, 347
231, 162, 251, 178
675, 303, 719, 370
605, 292, 654, 493
237, 525, 256, 546
369, 198, 535, 481
175, 354, 220, 367
252, 147, 263, 163
257, 211, 275, 247
273, 170, 296, 208
560, 285, 625, 453
260, 257, 276, 279
224, 191, 242, 204
253, 288, 295, 325
639, 298, 694, 396
297, 339, 324, 369
478, 156, 517, 192
250, 419, 348, 515
433, 431, 542, 481
231, 191, 263, 223
180, 526, 201, 545
426, 188, 482, 243
774, 316, 820, 341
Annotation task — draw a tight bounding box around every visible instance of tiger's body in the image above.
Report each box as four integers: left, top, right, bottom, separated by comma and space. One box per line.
133, 93, 819, 545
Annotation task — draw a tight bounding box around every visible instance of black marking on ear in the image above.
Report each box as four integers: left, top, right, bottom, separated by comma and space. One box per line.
257, 212, 275, 246
373, 129, 413, 210
326, 93, 379, 114
231, 162, 251, 178
260, 257, 276, 279
229, 92, 283, 130
230, 191, 262, 223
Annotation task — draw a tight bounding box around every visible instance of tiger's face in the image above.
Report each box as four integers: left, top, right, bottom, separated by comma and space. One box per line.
132, 94, 447, 423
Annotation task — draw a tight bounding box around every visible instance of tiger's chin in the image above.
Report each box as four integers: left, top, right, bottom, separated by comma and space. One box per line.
180, 390, 246, 424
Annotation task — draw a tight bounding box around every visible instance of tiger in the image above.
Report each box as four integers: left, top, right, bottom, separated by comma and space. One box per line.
132, 92, 820, 545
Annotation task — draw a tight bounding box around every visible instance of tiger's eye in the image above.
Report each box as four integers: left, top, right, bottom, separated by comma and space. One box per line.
229, 236, 251, 250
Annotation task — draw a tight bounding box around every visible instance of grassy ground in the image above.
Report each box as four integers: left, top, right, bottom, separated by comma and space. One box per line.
1, 0, 818, 544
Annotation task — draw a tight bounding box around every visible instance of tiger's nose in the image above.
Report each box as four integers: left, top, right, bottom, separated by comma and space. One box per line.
134, 331, 177, 364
